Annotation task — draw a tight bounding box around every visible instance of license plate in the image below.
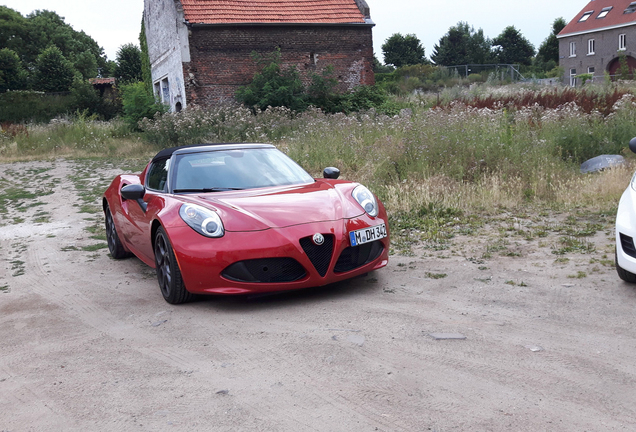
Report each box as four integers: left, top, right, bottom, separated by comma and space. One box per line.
349, 224, 387, 247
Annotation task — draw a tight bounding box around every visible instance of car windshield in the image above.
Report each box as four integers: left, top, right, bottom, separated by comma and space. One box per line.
172, 148, 315, 192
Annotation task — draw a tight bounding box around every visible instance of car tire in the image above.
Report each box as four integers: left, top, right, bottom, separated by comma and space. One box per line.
105, 205, 131, 259
154, 226, 194, 304
616, 248, 636, 283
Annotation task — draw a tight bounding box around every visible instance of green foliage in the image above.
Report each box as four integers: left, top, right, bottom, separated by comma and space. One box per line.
373, 55, 395, 73
0, 90, 73, 123
73, 50, 98, 80
100, 60, 117, 78
237, 49, 392, 114
382, 33, 427, 67
0, 48, 27, 92
577, 73, 593, 86
431, 22, 493, 66
70, 78, 121, 120
618, 53, 632, 80
121, 81, 166, 129
34, 46, 75, 92
236, 50, 307, 112
536, 18, 567, 67
22, 9, 106, 70
492, 26, 535, 66
339, 85, 389, 113
114, 43, 142, 85
139, 19, 153, 95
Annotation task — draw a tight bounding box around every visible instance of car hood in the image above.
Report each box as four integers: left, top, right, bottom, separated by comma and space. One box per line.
182, 180, 365, 232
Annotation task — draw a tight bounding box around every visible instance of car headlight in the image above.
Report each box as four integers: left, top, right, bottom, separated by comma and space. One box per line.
352, 185, 378, 217
179, 203, 224, 238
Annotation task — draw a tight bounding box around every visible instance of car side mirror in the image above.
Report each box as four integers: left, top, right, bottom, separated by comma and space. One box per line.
323, 167, 340, 179
121, 184, 146, 200
121, 184, 147, 212
630, 137, 636, 154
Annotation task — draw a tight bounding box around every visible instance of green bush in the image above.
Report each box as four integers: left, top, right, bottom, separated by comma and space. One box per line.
121, 81, 166, 129
70, 78, 121, 120
0, 90, 73, 123
236, 50, 308, 112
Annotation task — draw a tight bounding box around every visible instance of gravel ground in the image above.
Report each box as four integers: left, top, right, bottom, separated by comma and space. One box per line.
1, 159, 635, 431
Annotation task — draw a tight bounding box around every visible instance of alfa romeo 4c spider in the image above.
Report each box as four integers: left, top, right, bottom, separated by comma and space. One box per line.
103, 143, 389, 304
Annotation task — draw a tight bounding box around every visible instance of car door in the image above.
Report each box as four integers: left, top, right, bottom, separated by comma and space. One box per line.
122, 158, 170, 264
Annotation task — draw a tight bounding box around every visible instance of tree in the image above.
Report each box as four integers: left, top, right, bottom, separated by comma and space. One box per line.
373, 55, 394, 73
0, 7, 109, 84
431, 22, 492, 66
492, 26, 535, 66
0, 7, 29, 59
0, 48, 27, 92
33, 46, 75, 92
382, 33, 426, 67
536, 18, 567, 67
114, 43, 142, 84
74, 50, 98, 80
26, 10, 106, 69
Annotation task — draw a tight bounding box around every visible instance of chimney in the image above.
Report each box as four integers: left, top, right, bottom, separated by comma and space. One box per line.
354, 0, 371, 19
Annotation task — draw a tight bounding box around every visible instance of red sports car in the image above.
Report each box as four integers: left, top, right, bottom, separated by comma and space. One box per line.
103, 143, 389, 304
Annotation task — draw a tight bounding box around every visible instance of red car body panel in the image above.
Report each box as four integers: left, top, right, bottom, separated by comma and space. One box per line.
103, 147, 389, 296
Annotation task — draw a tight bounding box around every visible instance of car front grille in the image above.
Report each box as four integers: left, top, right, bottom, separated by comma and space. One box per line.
299, 234, 334, 277
222, 258, 306, 283
620, 233, 636, 258
334, 240, 384, 273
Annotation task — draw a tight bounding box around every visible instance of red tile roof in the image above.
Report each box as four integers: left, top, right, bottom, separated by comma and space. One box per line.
180, 0, 366, 24
90, 78, 116, 85
559, 0, 636, 37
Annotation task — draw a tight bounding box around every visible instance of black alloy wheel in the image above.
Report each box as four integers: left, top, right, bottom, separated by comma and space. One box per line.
154, 226, 193, 304
104, 205, 131, 259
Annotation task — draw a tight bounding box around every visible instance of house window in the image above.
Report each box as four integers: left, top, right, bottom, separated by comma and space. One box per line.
570, 42, 577, 57
588, 39, 595, 55
161, 78, 170, 104
624, 2, 636, 14
153, 82, 161, 100
570, 68, 577, 87
597, 7, 612, 18
579, 11, 594, 21
588, 67, 595, 75
619, 34, 627, 50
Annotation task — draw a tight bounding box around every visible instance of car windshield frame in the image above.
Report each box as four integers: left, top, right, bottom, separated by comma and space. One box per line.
168, 147, 315, 194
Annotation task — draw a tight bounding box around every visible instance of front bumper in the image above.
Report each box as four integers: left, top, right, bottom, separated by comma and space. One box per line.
616, 184, 636, 274
168, 216, 389, 295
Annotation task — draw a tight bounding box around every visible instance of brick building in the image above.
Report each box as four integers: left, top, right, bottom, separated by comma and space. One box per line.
558, 0, 636, 86
143, 0, 375, 111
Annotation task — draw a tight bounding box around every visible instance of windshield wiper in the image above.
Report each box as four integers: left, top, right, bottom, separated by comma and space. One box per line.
173, 187, 243, 193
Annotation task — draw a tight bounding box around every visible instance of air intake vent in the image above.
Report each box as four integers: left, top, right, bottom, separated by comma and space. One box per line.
299, 234, 334, 277
222, 258, 306, 283
335, 240, 384, 273
620, 233, 636, 258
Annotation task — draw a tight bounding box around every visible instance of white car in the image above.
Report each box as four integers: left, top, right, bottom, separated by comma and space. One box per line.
616, 137, 636, 283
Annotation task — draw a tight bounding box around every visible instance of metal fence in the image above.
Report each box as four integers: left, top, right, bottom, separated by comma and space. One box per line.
442, 64, 524, 81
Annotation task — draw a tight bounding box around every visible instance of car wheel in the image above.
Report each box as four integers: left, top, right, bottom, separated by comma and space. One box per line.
154, 226, 194, 304
616, 248, 636, 283
104, 205, 131, 259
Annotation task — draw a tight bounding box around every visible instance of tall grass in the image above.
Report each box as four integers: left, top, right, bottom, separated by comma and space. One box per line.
0, 117, 151, 160
2, 83, 636, 214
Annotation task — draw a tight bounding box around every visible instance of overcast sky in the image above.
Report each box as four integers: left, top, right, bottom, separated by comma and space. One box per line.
2, 0, 586, 62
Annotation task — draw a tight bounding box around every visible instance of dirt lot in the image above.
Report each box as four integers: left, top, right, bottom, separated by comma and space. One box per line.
1, 159, 636, 431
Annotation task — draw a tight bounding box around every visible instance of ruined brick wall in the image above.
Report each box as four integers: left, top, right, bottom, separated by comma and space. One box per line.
183, 25, 374, 106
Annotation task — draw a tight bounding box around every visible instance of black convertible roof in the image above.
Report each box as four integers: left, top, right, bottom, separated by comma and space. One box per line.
151, 143, 274, 162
